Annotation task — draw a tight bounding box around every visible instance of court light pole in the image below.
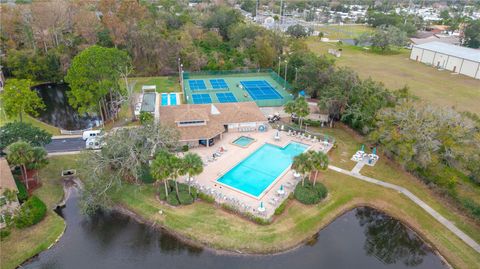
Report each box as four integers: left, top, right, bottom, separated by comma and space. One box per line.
284, 60, 288, 90
277, 56, 281, 75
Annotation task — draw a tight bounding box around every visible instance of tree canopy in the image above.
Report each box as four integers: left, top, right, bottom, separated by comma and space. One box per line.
463, 19, 480, 48
65, 45, 131, 115
1, 79, 45, 122
0, 122, 52, 152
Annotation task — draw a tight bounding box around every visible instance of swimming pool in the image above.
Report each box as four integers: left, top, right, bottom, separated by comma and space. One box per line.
217, 142, 308, 197
232, 136, 255, 147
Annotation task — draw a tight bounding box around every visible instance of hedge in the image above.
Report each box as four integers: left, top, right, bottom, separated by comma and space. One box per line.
274, 199, 289, 215
14, 196, 47, 229
14, 178, 28, 202
159, 180, 197, 206
166, 194, 180, 206
198, 192, 215, 203
178, 191, 194, 205
294, 181, 328, 205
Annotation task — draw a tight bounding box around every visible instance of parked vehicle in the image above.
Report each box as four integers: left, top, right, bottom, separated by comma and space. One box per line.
82, 130, 103, 140
85, 137, 104, 150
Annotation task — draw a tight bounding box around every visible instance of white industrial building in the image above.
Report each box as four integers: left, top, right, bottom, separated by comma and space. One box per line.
410, 41, 480, 80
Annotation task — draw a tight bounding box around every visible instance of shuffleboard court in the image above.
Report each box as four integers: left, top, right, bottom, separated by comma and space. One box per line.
240, 80, 283, 100
216, 92, 237, 103
189, 80, 207, 91
210, 79, 228, 89
192, 93, 212, 104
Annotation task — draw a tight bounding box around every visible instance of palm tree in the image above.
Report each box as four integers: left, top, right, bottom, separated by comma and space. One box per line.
182, 153, 203, 194
309, 151, 329, 186
292, 152, 311, 186
170, 155, 184, 197
26, 146, 49, 185
5, 141, 34, 190
151, 150, 174, 198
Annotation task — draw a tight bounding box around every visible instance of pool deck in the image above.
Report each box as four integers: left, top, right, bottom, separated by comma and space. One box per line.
185, 129, 333, 219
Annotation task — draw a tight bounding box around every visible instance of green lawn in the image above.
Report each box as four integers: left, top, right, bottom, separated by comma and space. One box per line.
113, 169, 480, 269
0, 115, 61, 136
129, 76, 180, 93
315, 24, 373, 40
0, 155, 80, 269
306, 40, 480, 115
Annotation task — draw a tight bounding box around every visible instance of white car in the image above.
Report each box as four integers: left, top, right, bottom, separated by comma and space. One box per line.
82, 130, 103, 141
85, 137, 105, 150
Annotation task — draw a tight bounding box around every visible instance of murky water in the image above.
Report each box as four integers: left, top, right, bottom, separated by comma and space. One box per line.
23, 190, 447, 269
33, 83, 99, 130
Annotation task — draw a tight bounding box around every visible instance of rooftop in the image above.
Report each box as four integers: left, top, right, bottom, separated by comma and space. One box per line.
413, 41, 480, 62
159, 102, 267, 141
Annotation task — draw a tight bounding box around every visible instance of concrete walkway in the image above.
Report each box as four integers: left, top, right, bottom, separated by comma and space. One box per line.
328, 164, 480, 253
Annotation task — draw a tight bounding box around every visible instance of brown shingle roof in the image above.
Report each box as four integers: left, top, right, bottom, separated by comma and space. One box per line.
159, 102, 266, 141
0, 158, 18, 193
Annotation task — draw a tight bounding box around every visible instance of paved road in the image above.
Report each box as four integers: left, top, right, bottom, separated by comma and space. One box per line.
45, 137, 85, 153
328, 165, 480, 253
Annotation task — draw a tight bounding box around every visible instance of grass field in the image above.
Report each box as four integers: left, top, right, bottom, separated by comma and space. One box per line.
128, 76, 180, 93
306, 40, 480, 115
0, 114, 61, 136
315, 24, 372, 40
0, 155, 80, 269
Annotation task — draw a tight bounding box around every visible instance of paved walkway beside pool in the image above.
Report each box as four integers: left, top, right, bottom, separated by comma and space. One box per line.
183, 129, 332, 219
328, 165, 480, 253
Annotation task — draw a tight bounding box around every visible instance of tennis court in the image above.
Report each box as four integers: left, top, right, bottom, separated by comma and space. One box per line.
240, 80, 282, 100
182, 69, 293, 107
216, 92, 237, 103
192, 93, 212, 104
189, 80, 207, 91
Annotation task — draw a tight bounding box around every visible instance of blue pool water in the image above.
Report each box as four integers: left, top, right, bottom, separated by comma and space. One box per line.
218, 142, 308, 197
232, 136, 254, 147
161, 93, 168, 106
170, 93, 177, 105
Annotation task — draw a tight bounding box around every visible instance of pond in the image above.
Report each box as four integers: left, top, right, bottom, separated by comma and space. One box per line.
23, 189, 447, 269
33, 83, 99, 130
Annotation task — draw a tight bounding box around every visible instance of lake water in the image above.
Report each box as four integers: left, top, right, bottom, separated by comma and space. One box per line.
23, 190, 447, 269
33, 83, 99, 130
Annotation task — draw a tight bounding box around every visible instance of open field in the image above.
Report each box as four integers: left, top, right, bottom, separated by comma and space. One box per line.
128, 76, 180, 93
315, 24, 372, 39
306, 40, 480, 114
0, 155, 80, 269
0, 114, 61, 135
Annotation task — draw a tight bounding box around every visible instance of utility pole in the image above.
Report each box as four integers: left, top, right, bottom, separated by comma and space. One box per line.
280, 0, 284, 25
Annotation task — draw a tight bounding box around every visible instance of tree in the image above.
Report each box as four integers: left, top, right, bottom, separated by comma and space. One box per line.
308, 151, 329, 186
285, 97, 310, 129
1, 79, 45, 122
182, 153, 203, 194
5, 141, 34, 190
151, 150, 175, 198
0, 122, 52, 152
286, 24, 308, 38
65, 45, 131, 122
292, 152, 312, 186
370, 25, 407, 51
139, 111, 154, 125
203, 6, 243, 40
463, 20, 480, 48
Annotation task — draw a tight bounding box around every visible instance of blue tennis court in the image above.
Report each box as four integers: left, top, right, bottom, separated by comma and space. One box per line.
216, 92, 237, 103
189, 80, 207, 91
240, 80, 283, 100
192, 93, 212, 104
210, 79, 228, 89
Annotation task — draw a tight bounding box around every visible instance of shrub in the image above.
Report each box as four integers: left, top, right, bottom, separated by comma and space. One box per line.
158, 184, 167, 201
178, 191, 194, 205
198, 192, 215, 203
244, 212, 271, 225
294, 181, 328, 205
15, 179, 28, 202
0, 229, 11, 241
462, 198, 480, 221
166, 194, 180, 206
274, 199, 288, 215
138, 165, 154, 184
14, 196, 47, 229
182, 145, 189, 152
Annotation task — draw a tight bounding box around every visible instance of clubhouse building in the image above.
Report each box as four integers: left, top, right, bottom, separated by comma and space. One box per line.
158, 102, 267, 147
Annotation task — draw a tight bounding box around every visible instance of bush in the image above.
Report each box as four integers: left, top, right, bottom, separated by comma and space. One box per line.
182, 145, 189, 152
15, 179, 28, 202
0, 229, 11, 241
294, 181, 328, 205
274, 199, 289, 215
166, 194, 180, 206
178, 191, 194, 205
198, 192, 215, 203
138, 165, 155, 184
462, 198, 480, 221
158, 184, 167, 201
14, 196, 47, 229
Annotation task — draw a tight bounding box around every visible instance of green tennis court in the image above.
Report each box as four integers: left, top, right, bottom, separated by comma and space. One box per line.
182, 69, 294, 107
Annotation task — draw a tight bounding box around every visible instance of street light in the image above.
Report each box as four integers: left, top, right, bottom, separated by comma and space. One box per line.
284, 60, 288, 90
277, 56, 281, 75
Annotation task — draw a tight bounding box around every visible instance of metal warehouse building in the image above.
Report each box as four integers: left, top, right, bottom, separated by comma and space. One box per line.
410, 41, 480, 80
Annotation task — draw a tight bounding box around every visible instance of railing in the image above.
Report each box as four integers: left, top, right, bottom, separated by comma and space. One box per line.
60, 127, 92, 135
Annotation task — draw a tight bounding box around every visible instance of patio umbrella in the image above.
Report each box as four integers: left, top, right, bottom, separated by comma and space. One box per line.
373, 147, 377, 155
258, 202, 266, 212
361, 144, 365, 151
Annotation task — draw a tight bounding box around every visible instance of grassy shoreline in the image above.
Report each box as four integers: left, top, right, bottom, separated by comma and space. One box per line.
112, 169, 480, 268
